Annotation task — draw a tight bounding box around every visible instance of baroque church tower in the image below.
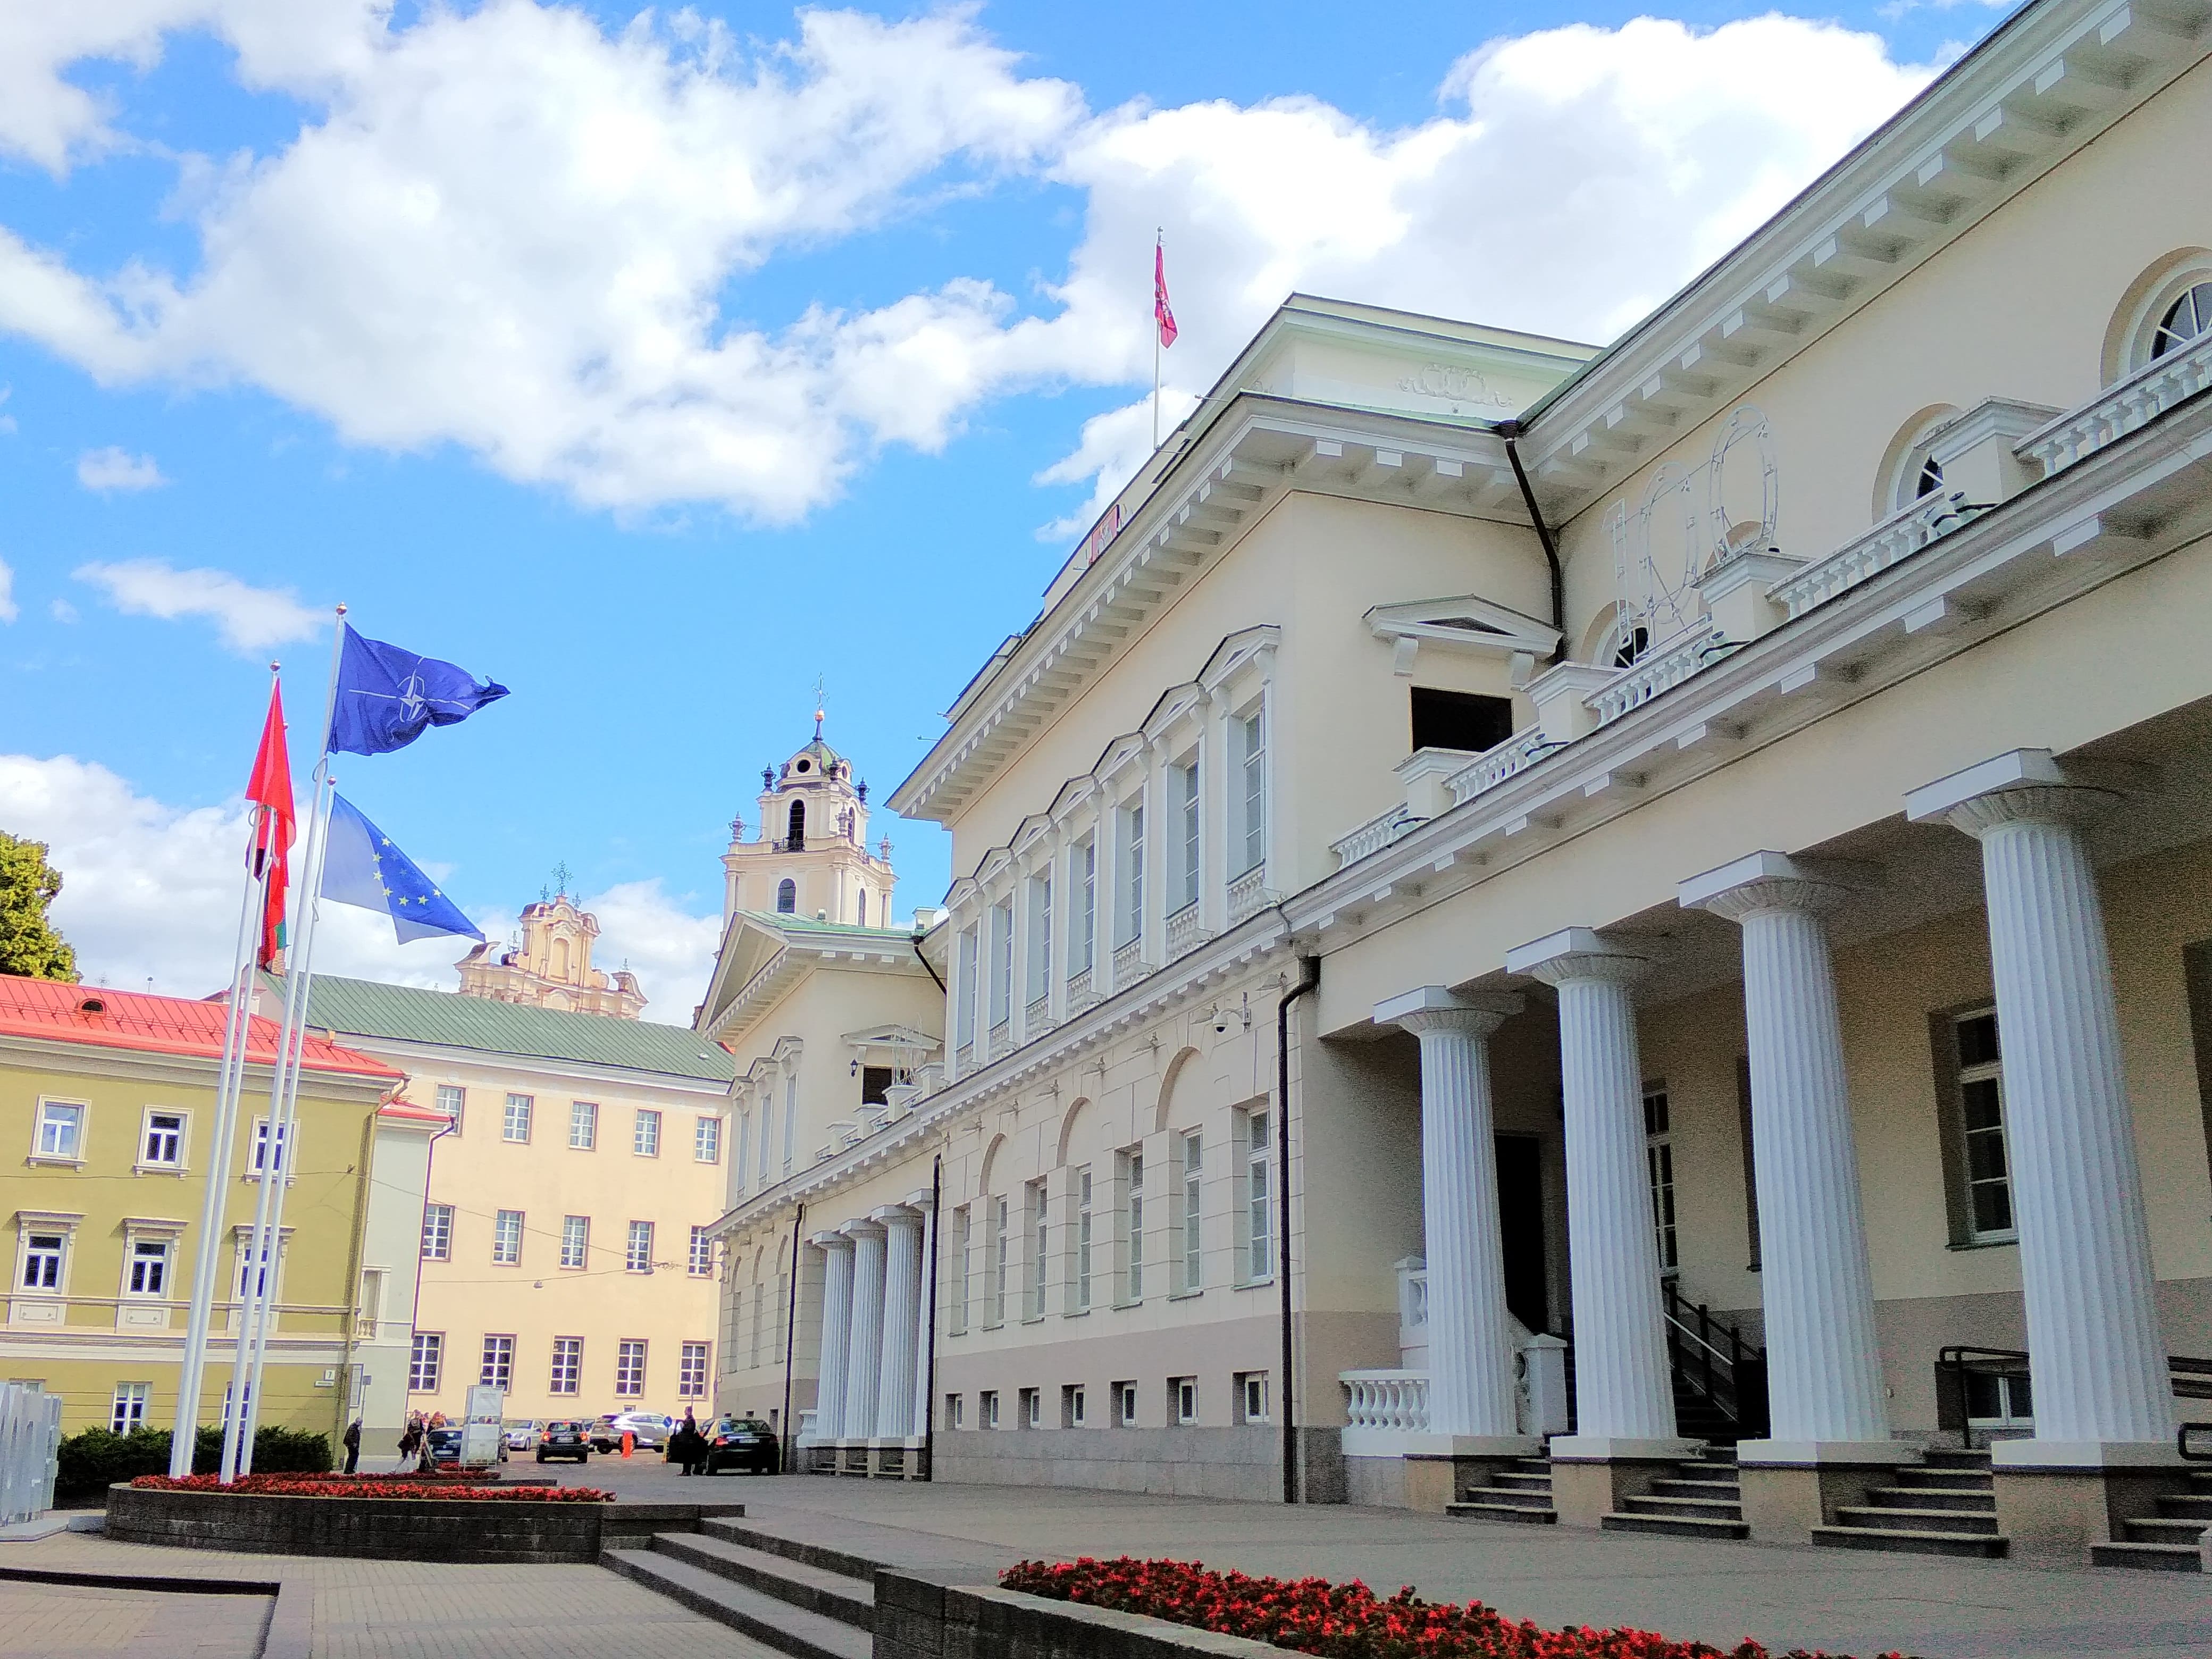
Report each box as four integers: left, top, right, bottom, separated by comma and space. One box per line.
455, 882, 647, 1019
722, 716, 896, 927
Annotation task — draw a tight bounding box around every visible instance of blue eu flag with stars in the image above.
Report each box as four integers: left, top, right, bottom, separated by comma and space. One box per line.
327, 624, 509, 757
321, 794, 484, 944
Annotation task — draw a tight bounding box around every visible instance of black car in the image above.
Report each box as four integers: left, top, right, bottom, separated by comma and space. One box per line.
702, 1417, 780, 1474
535, 1419, 592, 1463
425, 1425, 507, 1468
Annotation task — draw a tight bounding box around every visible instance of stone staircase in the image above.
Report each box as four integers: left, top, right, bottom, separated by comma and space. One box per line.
1601, 1446, 1747, 1540
1811, 1448, 2007, 1558
1446, 1457, 1558, 1524
603, 1515, 876, 1659
2092, 1471, 2212, 1571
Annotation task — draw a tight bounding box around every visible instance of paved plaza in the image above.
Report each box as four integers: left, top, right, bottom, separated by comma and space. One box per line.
5, 1461, 2210, 1659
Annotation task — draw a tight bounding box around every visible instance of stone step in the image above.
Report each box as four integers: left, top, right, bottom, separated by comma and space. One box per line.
2090, 1540, 2204, 1572
602, 1548, 873, 1659
1811, 1525, 2008, 1560
1489, 1472, 1554, 1492
1650, 1478, 1739, 1498
648, 1532, 875, 1629
1866, 1486, 1998, 1514
700, 1518, 882, 1585
1893, 1469, 1995, 1492
1512, 1458, 1555, 1474
1922, 1449, 1995, 1470
2121, 1517, 2212, 1545
1601, 1512, 1749, 1540
1463, 1485, 1555, 1510
1619, 1495, 1745, 1521
2156, 1494, 2212, 1520
1445, 1501, 1557, 1525
1835, 1505, 2000, 1537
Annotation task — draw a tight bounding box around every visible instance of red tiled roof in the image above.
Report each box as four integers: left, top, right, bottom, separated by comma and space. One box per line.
0, 975, 401, 1081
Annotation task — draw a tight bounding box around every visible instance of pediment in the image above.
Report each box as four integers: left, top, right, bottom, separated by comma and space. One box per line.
1365, 593, 1560, 671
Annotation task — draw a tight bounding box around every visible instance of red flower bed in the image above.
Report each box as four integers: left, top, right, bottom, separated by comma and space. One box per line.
130, 1474, 611, 1502
999, 1559, 1913, 1659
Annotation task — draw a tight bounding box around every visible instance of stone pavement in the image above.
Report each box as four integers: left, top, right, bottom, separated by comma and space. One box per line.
0, 1574, 265, 1658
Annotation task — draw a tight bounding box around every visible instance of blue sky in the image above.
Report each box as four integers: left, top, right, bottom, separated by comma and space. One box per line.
0, 0, 2010, 1018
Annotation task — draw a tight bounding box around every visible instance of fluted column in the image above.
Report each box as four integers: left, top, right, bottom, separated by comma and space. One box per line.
1375, 986, 1527, 1443
875, 1207, 923, 1438
812, 1232, 854, 1442
841, 1220, 887, 1440
911, 1196, 937, 1437
1681, 852, 1891, 1449
1909, 751, 2173, 1451
1506, 927, 1681, 1448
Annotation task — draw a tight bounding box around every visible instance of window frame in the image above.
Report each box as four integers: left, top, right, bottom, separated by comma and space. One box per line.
1026, 1177, 1049, 1321
1238, 1371, 1270, 1425
1237, 702, 1267, 879
1120, 1147, 1145, 1304
1241, 1107, 1273, 1286
435, 1084, 465, 1132
480, 1334, 515, 1391
491, 1209, 524, 1266
137, 1107, 188, 1173
1931, 1003, 2019, 1248
1179, 1130, 1202, 1294
550, 1335, 583, 1395
694, 1115, 721, 1164
688, 1225, 715, 1278
632, 1108, 662, 1159
31, 1098, 88, 1166
1175, 755, 1201, 912
568, 1100, 598, 1150
421, 1203, 454, 1262
1119, 799, 1145, 947
408, 1331, 444, 1394
502, 1093, 534, 1144
1072, 1167, 1093, 1313
1073, 837, 1097, 978
247, 1116, 291, 1180
559, 1215, 589, 1271
625, 1220, 655, 1273
20, 1225, 71, 1294
678, 1340, 710, 1400
125, 1237, 171, 1298
614, 1338, 648, 1398
1172, 1376, 1198, 1426
1644, 1083, 1679, 1275
110, 1381, 150, 1435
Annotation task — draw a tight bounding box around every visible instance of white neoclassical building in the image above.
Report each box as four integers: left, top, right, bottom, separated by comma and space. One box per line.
706, 0, 2212, 1569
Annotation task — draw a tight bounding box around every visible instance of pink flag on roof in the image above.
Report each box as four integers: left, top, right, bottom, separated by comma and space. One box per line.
1154, 238, 1178, 349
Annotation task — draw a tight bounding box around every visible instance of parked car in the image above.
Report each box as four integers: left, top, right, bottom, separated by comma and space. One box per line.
502, 1419, 543, 1451
425, 1423, 507, 1467
589, 1411, 671, 1452
535, 1420, 592, 1463
702, 1417, 780, 1475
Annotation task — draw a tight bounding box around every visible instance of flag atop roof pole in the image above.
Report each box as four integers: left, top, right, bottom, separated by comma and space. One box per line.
168, 668, 285, 1478
1153, 229, 1178, 450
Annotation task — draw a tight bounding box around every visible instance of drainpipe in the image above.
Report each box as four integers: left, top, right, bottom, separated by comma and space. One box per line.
911, 930, 946, 994
1276, 952, 1320, 1504
923, 1153, 942, 1480
1499, 421, 1567, 664
780, 1203, 803, 1470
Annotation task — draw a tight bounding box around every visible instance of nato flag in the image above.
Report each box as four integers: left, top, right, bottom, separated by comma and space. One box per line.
327, 624, 509, 756
320, 794, 485, 944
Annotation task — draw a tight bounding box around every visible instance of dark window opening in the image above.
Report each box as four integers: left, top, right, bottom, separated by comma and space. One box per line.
2154, 282, 2212, 360
785, 799, 806, 851
861, 1066, 908, 1105
1410, 687, 1513, 755
775, 878, 797, 914
1915, 454, 1944, 499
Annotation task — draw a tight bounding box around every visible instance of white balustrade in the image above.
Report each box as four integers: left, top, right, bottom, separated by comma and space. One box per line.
1166, 902, 1205, 959
1331, 807, 1421, 869
1770, 491, 1991, 620
1445, 727, 1553, 806
1024, 995, 1051, 1035
1586, 621, 1739, 726
2018, 332, 2212, 474
1065, 968, 1095, 1012
1112, 938, 1145, 984
1227, 864, 1270, 924
1341, 1369, 1432, 1435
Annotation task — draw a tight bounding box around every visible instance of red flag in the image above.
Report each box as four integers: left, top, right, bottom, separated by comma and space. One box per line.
1154, 238, 1178, 350
246, 683, 297, 970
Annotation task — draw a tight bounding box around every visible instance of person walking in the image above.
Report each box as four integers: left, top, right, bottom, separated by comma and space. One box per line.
681, 1411, 711, 1477
669, 1415, 699, 1476
342, 1419, 362, 1474
396, 1417, 421, 1471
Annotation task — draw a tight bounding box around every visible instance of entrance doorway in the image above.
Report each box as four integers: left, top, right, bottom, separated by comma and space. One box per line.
1495, 1134, 1548, 1333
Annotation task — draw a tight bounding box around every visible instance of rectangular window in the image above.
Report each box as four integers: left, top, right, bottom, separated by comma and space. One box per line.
1123, 1149, 1145, 1302
694, 1116, 720, 1163
560, 1216, 589, 1270
1074, 1168, 1093, 1312
35, 1100, 84, 1160
990, 900, 1013, 1028
980, 1389, 1000, 1429
1238, 1371, 1269, 1425
569, 1100, 598, 1150
958, 926, 979, 1047
689, 1226, 715, 1277
1410, 686, 1514, 754
1115, 1380, 1138, 1427
142, 1110, 185, 1168
1176, 758, 1200, 910
615, 1339, 647, 1397
1064, 1385, 1087, 1428
951, 1205, 971, 1335
492, 1209, 523, 1266
1028, 1178, 1049, 1320
550, 1336, 582, 1395
679, 1341, 710, 1400
249, 1117, 288, 1176
991, 1196, 1009, 1325
626, 1220, 655, 1273
237, 1238, 272, 1300
503, 1093, 533, 1143
633, 1109, 662, 1158
480, 1334, 514, 1390
1074, 839, 1097, 976
421, 1203, 453, 1261
21, 1234, 63, 1291
408, 1332, 443, 1393
1180, 1132, 1202, 1292
1027, 873, 1053, 1004
435, 1084, 464, 1130
734, 1111, 749, 1191
1956, 1011, 2015, 1241
1173, 1376, 1197, 1425
758, 1103, 774, 1188
110, 1382, 149, 1435
127, 1239, 169, 1296
1245, 1109, 1272, 1284
1120, 802, 1145, 945
946, 1393, 965, 1429
1239, 707, 1267, 876
1645, 1086, 1679, 1273
1020, 1387, 1041, 1429
782, 1075, 798, 1177
359, 1267, 384, 1339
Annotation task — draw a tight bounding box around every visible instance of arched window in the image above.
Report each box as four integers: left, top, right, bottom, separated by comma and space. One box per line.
775, 878, 797, 914
1874, 406, 1963, 519
2104, 256, 2212, 382
1597, 610, 1649, 668
856, 890, 867, 927
2152, 281, 2212, 360
785, 799, 805, 851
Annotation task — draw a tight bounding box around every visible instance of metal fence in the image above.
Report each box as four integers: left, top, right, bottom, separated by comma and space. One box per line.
0, 1381, 63, 1524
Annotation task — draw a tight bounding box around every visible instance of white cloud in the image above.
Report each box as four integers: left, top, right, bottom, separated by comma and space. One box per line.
49, 598, 78, 623
76, 445, 167, 491
577, 878, 724, 1026
73, 558, 323, 652
0, 383, 15, 435
0, 558, 15, 623
0, 4, 1934, 526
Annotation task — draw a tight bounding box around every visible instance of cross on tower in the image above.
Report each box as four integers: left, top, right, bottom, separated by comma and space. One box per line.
813, 674, 827, 739
550, 860, 572, 898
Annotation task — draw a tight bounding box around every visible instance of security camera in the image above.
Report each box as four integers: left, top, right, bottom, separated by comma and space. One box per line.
1210, 999, 1251, 1037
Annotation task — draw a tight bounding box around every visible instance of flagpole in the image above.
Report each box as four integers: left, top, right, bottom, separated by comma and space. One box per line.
1152, 229, 1163, 451
169, 686, 278, 1476
223, 606, 347, 1481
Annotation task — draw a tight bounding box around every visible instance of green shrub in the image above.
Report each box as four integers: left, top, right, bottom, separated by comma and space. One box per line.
56, 1424, 333, 1502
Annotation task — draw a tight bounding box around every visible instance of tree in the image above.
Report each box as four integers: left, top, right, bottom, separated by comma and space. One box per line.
0, 831, 78, 982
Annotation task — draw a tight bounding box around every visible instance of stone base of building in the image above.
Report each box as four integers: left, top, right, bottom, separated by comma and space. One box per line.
1735, 1439, 1921, 1544
1547, 1437, 1706, 1528
931, 1424, 1342, 1503
1990, 1439, 2191, 1565
1369, 1438, 1543, 1513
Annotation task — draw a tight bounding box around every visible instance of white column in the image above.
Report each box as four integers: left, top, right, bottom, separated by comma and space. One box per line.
1908, 751, 2174, 1454
1141, 742, 1167, 966
944, 915, 969, 1082
1093, 803, 1120, 995
841, 1220, 887, 1439
812, 1233, 854, 1443
875, 1207, 923, 1438
1201, 690, 1230, 936
1506, 927, 1685, 1451
911, 1196, 937, 1436
1010, 866, 1033, 1046
1681, 852, 1891, 1452
1375, 986, 1530, 1446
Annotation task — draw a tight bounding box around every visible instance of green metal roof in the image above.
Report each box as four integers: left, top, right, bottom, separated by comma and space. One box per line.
290, 974, 736, 1083
735, 911, 924, 946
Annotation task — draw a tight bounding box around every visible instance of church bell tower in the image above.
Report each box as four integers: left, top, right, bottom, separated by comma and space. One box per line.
722, 714, 896, 928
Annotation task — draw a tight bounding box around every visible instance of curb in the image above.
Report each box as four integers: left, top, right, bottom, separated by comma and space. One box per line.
0, 1561, 311, 1659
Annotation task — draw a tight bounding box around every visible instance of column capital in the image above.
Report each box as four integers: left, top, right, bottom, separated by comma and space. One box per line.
1678, 851, 1879, 923
1905, 748, 2142, 838
901, 1187, 936, 1212
839, 1217, 885, 1239
809, 1229, 854, 1252
1504, 926, 1651, 987
1373, 985, 1522, 1039
871, 1204, 923, 1229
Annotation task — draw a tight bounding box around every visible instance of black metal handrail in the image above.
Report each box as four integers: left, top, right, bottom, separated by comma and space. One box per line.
1937, 1346, 2212, 1447
1660, 1279, 1768, 1440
